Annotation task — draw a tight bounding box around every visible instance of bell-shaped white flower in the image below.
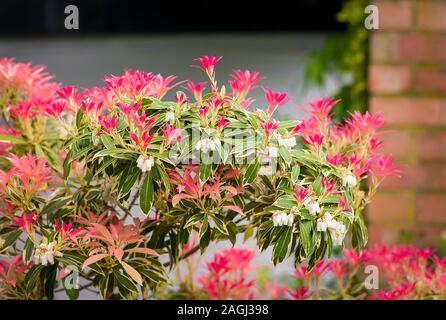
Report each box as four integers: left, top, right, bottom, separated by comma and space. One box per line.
137, 155, 155, 173
276, 134, 296, 148
272, 211, 293, 227
303, 197, 321, 216
34, 241, 62, 266
316, 212, 347, 246
329, 221, 347, 246
196, 137, 221, 153
165, 110, 175, 124
343, 174, 357, 187
316, 212, 333, 232
267, 146, 278, 158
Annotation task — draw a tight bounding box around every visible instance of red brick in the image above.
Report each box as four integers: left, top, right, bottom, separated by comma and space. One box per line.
416, 68, 446, 94
370, 97, 446, 126
415, 131, 446, 160
369, 65, 412, 94
368, 226, 445, 247
370, 33, 396, 63
367, 226, 401, 246
417, 2, 446, 31
368, 192, 411, 224
415, 194, 446, 224
373, 1, 413, 30
396, 35, 446, 62
377, 130, 410, 158
381, 163, 446, 190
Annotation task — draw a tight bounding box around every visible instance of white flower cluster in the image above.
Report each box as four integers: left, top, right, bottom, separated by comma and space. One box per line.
195, 137, 221, 153
137, 155, 155, 173
342, 174, 357, 187
258, 146, 278, 175
272, 211, 294, 227
165, 110, 175, 124
303, 197, 321, 216
316, 212, 347, 246
276, 133, 296, 149
34, 241, 62, 266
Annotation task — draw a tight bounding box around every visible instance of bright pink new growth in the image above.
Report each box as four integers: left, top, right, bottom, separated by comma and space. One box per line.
261, 119, 279, 137
217, 116, 229, 130
131, 111, 157, 131
198, 105, 209, 120
302, 134, 323, 147
229, 69, 265, 98
183, 81, 206, 102
321, 176, 336, 194
346, 111, 384, 136
55, 220, 81, 241
326, 153, 346, 167
0, 255, 30, 287
294, 185, 308, 203
262, 87, 290, 113
103, 70, 183, 100
163, 124, 184, 145
130, 130, 155, 150
199, 248, 256, 300
9, 102, 35, 121
304, 96, 339, 119
174, 92, 188, 106
0, 58, 59, 101
195, 56, 222, 77
57, 86, 83, 108
45, 100, 66, 118
118, 102, 140, 118
81, 100, 103, 114
369, 154, 401, 179
6, 154, 51, 193
11, 211, 40, 235
98, 115, 118, 133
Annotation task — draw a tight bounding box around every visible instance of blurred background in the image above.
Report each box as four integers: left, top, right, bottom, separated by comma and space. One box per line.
1, 0, 446, 295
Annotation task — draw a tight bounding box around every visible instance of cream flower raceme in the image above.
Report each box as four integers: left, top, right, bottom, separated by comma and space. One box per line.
272, 211, 294, 227
316, 212, 347, 246
196, 137, 221, 153
343, 174, 357, 187
276, 133, 296, 149
137, 155, 155, 173
267, 146, 278, 158
34, 241, 62, 266
258, 146, 279, 175
303, 197, 321, 216
165, 110, 175, 124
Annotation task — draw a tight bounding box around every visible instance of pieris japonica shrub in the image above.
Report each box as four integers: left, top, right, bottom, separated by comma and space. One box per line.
0, 56, 398, 300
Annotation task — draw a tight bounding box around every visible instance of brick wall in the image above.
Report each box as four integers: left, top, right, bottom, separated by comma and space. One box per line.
368, 0, 446, 246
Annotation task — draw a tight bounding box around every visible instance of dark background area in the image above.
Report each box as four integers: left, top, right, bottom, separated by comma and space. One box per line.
1, 0, 343, 35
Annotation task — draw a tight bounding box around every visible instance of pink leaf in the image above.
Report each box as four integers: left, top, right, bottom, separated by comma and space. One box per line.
172, 193, 194, 207
82, 253, 109, 269
126, 247, 159, 256
121, 261, 143, 286
224, 205, 244, 215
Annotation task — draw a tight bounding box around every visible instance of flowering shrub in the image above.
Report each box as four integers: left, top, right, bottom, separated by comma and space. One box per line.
0, 57, 397, 299
163, 246, 446, 300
